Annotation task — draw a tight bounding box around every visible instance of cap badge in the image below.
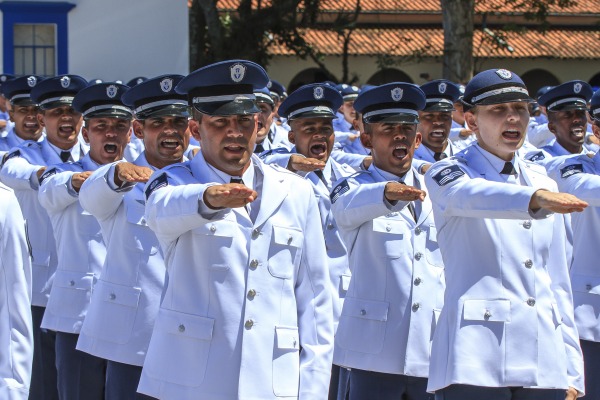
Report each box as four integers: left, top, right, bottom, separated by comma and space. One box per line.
267, 80, 272, 89
495, 69, 512, 80
574, 82, 582, 94
0, 76, 6, 82
136, 78, 144, 85
106, 85, 118, 98
313, 86, 324, 100
438, 82, 447, 94
160, 78, 173, 93
27, 76, 37, 87
391, 87, 403, 102
342, 84, 348, 89
60, 76, 71, 88
230, 63, 246, 83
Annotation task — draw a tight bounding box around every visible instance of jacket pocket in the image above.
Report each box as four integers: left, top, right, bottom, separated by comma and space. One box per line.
82, 280, 141, 344
272, 326, 300, 396
144, 308, 214, 387
268, 225, 303, 279
49, 270, 95, 319
571, 273, 600, 295
336, 298, 389, 354
463, 299, 511, 322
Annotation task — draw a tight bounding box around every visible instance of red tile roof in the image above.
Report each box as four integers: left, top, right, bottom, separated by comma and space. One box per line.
215, 0, 600, 14
268, 28, 600, 59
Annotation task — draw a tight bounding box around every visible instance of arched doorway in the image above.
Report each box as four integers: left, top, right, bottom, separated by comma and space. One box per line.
288, 68, 337, 94
520, 69, 560, 98
367, 68, 413, 85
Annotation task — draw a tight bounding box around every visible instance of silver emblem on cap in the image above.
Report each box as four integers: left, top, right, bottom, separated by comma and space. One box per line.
391, 87, 403, 102
136, 78, 144, 85
160, 78, 173, 93
230, 63, 246, 83
0, 76, 6, 82
106, 85, 118, 99
495, 69, 512, 80
27, 76, 37, 87
267, 81, 272, 89
60, 76, 71, 88
438, 82, 447, 94
574, 82, 582, 94
313, 86, 324, 100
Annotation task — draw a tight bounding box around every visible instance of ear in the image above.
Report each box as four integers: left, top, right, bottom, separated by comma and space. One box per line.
8, 110, 15, 123
132, 120, 144, 140
36, 113, 45, 128
464, 111, 478, 133
360, 130, 372, 149
81, 126, 90, 144
288, 130, 295, 144
548, 121, 556, 135
188, 119, 201, 142
414, 131, 422, 149
593, 122, 600, 141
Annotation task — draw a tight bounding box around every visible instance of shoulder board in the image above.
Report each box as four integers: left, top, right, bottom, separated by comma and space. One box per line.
258, 147, 290, 159
145, 172, 169, 200
560, 163, 584, 179
4, 149, 21, 161
526, 151, 546, 162
330, 179, 350, 204
431, 164, 466, 186
39, 167, 58, 185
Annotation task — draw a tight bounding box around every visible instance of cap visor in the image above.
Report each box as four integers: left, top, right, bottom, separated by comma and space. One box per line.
364, 113, 419, 124
193, 99, 259, 116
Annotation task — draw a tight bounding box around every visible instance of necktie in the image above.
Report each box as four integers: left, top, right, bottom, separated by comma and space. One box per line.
399, 181, 418, 222
254, 143, 265, 154
500, 162, 517, 175
230, 177, 250, 215
60, 151, 71, 162
433, 152, 447, 161
313, 169, 328, 187
268, 129, 274, 143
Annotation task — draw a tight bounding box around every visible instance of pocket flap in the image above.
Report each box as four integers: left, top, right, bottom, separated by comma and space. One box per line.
125, 201, 147, 226
341, 297, 389, 321
571, 273, 600, 295
340, 274, 351, 291
53, 270, 94, 290
160, 308, 215, 341
372, 218, 405, 235
272, 226, 303, 248
463, 299, 511, 322
97, 280, 141, 308
31, 249, 51, 267
275, 326, 299, 350
193, 220, 237, 238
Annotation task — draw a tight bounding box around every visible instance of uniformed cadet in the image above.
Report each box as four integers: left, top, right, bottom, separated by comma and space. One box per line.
330, 83, 441, 400
0, 73, 15, 135
543, 88, 600, 400
268, 80, 290, 129
253, 87, 291, 153
448, 85, 476, 150
526, 81, 594, 162
138, 60, 333, 400
414, 80, 461, 163
424, 69, 586, 400
0, 75, 62, 400
37, 80, 132, 399
336, 84, 371, 156
526, 85, 555, 148
76, 75, 188, 400
123, 77, 148, 162
261, 83, 355, 400
0, 183, 33, 400
0, 76, 44, 160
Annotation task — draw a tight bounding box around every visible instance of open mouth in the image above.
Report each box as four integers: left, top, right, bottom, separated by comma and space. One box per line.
310, 143, 327, 157
223, 143, 246, 155
502, 129, 521, 141
58, 124, 75, 135
161, 138, 180, 149
104, 142, 118, 154
429, 129, 446, 139
24, 122, 38, 130
392, 145, 408, 159
570, 127, 585, 140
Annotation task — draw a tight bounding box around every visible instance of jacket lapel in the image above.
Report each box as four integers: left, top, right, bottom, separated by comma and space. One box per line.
254, 161, 288, 227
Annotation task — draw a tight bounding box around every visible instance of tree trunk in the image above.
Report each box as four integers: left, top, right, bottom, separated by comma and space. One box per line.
441, 0, 475, 83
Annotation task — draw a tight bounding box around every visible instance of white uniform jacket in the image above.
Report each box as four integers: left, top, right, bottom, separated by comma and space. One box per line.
76, 153, 165, 367
547, 152, 600, 342
0, 184, 33, 400
138, 154, 334, 400
37, 154, 104, 334
261, 148, 354, 331
541, 140, 591, 158
0, 139, 63, 307
0, 127, 27, 158
413, 141, 458, 164
424, 145, 584, 394
331, 165, 444, 377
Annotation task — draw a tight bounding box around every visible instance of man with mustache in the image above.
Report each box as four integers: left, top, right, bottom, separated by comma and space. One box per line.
0, 74, 87, 400
330, 83, 443, 400
76, 75, 188, 399
425, 69, 586, 400
37, 80, 132, 399
414, 80, 462, 163
138, 60, 333, 400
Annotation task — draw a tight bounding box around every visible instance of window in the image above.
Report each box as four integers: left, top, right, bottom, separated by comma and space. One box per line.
0, 2, 75, 76
14, 24, 57, 76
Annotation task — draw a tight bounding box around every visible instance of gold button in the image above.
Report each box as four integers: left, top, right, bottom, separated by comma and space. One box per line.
210, 225, 216, 233
178, 324, 185, 332
415, 227, 422, 235
527, 297, 536, 306
252, 228, 260, 239
412, 302, 420, 311
484, 310, 492, 320
523, 220, 532, 229
249, 259, 259, 269
524, 259, 533, 269
247, 289, 257, 299
415, 252, 422, 261
245, 319, 254, 329
414, 277, 422, 285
